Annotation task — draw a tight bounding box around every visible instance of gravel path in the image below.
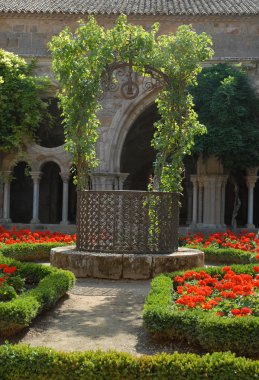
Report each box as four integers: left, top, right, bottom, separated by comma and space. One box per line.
8, 279, 202, 355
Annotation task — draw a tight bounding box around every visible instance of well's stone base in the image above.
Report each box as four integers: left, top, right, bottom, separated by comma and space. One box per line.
50, 246, 204, 279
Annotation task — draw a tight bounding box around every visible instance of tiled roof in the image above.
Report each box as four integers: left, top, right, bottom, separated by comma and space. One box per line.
0, 0, 258, 16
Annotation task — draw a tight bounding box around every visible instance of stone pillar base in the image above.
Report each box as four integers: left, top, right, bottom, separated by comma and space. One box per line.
60, 221, 70, 226
246, 223, 255, 229
0, 218, 12, 223
30, 218, 40, 224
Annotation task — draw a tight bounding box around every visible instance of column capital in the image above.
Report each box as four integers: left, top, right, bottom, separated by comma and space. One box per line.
30, 171, 42, 183
1, 171, 12, 183
246, 176, 258, 189
60, 172, 71, 183
190, 175, 198, 185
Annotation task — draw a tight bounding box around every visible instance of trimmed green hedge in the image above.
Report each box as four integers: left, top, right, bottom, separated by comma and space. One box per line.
0, 242, 74, 262
184, 245, 257, 264
143, 264, 259, 357
0, 255, 75, 336
0, 345, 258, 380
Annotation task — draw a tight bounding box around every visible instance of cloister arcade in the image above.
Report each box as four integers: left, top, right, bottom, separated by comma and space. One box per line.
0, 95, 258, 230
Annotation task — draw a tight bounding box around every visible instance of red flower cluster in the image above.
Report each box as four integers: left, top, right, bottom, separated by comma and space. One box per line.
0, 263, 17, 286
180, 230, 259, 257
0, 226, 76, 246
173, 266, 259, 317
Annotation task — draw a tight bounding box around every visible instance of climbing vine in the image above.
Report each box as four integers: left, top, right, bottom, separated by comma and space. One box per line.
49, 15, 213, 191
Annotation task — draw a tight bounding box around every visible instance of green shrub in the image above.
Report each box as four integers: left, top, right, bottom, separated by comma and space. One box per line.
0, 242, 73, 262
143, 265, 259, 357
184, 245, 256, 264
0, 283, 17, 302
6, 275, 25, 293
0, 255, 75, 336
202, 247, 256, 264
0, 345, 257, 380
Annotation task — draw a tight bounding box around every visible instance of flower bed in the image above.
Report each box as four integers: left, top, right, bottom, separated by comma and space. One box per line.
0, 226, 76, 245
143, 264, 259, 357
0, 226, 76, 261
180, 231, 259, 264
0, 345, 258, 380
0, 255, 75, 336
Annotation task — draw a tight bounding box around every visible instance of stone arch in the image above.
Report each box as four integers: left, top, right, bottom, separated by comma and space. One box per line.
106, 89, 158, 173
27, 143, 71, 173
1, 154, 32, 173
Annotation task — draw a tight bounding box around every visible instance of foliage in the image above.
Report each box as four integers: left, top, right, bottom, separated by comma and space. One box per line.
143, 265, 259, 356
0, 49, 51, 152
191, 63, 259, 171
0, 242, 74, 262
49, 16, 213, 191
196, 247, 256, 265
0, 255, 75, 336
0, 345, 258, 380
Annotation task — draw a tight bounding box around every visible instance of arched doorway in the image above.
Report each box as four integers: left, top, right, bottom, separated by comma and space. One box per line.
10, 161, 33, 223
120, 103, 158, 190
39, 162, 62, 223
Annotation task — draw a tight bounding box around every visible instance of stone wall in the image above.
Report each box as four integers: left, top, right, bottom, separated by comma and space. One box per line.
0, 14, 259, 59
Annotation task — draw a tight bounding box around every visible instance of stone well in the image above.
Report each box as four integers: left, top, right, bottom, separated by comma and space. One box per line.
50, 247, 204, 279
51, 190, 204, 279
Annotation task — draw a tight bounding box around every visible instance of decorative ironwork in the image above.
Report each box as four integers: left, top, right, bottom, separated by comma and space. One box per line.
99, 59, 169, 100
77, 190, 178, 254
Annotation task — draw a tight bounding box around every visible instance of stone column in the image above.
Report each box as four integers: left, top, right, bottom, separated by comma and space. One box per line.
60, 172, 70, 225
91, 173, 129, 190
214, 177, 223, 226
210, 177, 216, 225
30, 172, 42, 224
220, 176, 228, 227
246, 176, 258, 229
186, 183, 193, 225
0, 171, 12, 223
190, 175, 198, 226
202, 177, 211, 225
197, 177, 203, 224
117, 173, 129, 190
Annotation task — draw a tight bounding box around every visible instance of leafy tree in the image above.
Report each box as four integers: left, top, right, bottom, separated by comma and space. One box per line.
49, 16, 213, 191
0, 49, 51, 153
192, 63, 259, 169
191, 63, 259, 226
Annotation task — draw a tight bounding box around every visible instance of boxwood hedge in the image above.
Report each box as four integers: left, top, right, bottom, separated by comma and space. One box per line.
143, 264, 259, 357
0, 242, 73, 262
0, 255, 75, 336
184, 245, 257, 264
0, 344, 258, 380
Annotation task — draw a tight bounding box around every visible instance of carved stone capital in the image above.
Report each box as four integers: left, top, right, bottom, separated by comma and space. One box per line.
30, 171, 42, 184
60, 172, 71, 183
246, 176, 258, 189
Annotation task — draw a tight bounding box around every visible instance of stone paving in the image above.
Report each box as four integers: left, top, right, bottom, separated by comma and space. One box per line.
11, 278, 202, 355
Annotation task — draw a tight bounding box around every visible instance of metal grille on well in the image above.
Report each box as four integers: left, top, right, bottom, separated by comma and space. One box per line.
77, 190, 178, 253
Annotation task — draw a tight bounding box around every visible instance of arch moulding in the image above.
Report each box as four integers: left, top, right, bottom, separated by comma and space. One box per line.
106, 89, 159, 173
